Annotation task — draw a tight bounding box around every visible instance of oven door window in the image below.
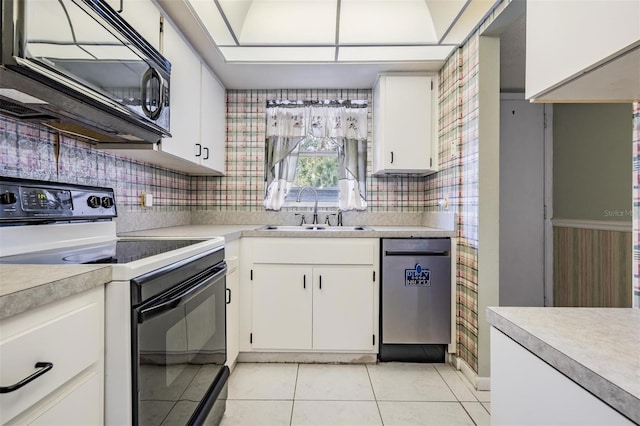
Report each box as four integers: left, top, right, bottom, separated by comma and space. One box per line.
133, 273, 226, 425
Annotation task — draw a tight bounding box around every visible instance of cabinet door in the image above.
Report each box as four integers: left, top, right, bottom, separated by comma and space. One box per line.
199, 64, 226, 174
384, 76, 432, 171
313, 267, 375, 351
0, 287, 103, 425
251, 266, 312, 350
374, 75, 435, 175
105, 0, 161, 50
526, 0, 640, 101
225, 242, 239, 370
160, 21, 201, 161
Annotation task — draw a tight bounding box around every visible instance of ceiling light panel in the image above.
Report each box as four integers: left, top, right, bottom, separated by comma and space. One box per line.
339, 0, 438, 44
219, 46, 336, 61
223, 0, 337, 45
338, 45, 455, 62
187, 0, 236, 46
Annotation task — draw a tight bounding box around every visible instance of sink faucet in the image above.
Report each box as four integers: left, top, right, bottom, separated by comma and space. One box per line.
296, 186, 318, 224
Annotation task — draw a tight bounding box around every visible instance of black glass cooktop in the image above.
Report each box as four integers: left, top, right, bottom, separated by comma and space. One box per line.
0, 239, 205, 265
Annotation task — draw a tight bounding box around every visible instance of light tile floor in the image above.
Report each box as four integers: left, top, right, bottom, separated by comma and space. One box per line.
220, 362, 490, 426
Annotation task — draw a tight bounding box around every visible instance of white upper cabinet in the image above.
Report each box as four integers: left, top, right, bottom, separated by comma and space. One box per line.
104, 0, 162, 50
105, 17, 226, 175
161, 20, 201, 162
526, 0, 640, 102
373, 74, 438, 176
158, 20, 226, 175
199, 63, 226, 174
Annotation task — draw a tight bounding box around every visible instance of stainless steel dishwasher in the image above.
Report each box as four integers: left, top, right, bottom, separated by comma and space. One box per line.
380, 238, 451, 362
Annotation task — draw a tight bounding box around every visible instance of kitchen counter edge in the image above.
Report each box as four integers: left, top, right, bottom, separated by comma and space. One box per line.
0, 265, 111, 320
486, 307, 640, 424
119, 224, 455, 240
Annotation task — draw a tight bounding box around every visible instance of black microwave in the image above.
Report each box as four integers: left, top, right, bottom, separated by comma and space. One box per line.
0, 0, 171, 143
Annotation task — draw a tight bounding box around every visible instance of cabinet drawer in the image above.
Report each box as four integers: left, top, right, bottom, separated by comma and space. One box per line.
252, 238, 376, 264
0, 288, 103, 424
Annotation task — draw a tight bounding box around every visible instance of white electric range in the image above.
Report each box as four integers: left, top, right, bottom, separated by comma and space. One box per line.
0, 177, 228, 426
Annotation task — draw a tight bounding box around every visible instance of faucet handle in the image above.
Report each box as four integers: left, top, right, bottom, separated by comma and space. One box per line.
294, 213, 306, 225
325, 213, 337, 226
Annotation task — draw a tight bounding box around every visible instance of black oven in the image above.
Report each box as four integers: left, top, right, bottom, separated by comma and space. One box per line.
131, 247, 228, 426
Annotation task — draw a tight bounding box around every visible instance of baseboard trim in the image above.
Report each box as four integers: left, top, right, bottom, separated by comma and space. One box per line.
238, 352, 378, 364
477, 376, 491, 391
455, 357, 491, 391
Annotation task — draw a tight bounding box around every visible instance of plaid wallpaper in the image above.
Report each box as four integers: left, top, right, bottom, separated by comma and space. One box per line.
192, 89, 429, 212
633, 102, 640, 308
430, 0, 515, 373
429, 35, 482, 373
0, 115, 191, 211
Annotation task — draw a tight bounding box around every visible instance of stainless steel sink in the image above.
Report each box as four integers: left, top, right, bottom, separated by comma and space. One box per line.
257, 225, 373, 231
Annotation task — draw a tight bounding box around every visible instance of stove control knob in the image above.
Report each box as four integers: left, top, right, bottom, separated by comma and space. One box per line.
101, 196, 114, 208
87, 195, 101, 208
0, 192, 17, 205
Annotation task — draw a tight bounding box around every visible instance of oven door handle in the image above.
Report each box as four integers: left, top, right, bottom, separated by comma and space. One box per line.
138, 265, 226, 323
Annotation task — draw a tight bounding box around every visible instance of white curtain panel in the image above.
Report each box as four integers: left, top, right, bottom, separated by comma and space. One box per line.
264, 103, 368, 211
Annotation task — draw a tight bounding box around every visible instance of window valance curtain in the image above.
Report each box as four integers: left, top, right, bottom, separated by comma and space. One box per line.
263, 102, 368, 211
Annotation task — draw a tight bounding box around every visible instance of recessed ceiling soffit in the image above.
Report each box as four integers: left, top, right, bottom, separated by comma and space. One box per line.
186, 0, 499, 63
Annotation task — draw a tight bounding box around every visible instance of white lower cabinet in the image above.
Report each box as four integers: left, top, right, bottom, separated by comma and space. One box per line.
312, 267, 374, 351
251, 265, 313, 350
225, 240, 240, 370
0, 287, 104, 425
243, 238, 379, 353
491, 327, 633, 425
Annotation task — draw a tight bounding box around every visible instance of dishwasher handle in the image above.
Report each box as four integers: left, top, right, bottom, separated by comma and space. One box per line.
384, 250, 449, 257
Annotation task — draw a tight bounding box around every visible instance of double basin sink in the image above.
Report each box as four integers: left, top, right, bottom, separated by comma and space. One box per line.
258, 225, 373, 232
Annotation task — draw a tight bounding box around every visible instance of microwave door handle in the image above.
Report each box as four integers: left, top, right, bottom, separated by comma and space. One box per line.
138, 265, 226, 323
141, 67, 163, 120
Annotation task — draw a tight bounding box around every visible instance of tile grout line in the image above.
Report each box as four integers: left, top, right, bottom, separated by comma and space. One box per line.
437, 364, 481, 426
454, 368, 490, 403
365, 364, 385, 425
459, 402, 480, 426
289, 363, 300, 426
481, 401, 490, 415
440, 364, 490, 425
434, 364, 469, 403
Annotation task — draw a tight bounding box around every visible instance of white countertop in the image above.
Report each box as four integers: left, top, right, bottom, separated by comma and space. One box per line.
487, 307, 640, 424
119, 224, 257, 241
119, 224, 455, 240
